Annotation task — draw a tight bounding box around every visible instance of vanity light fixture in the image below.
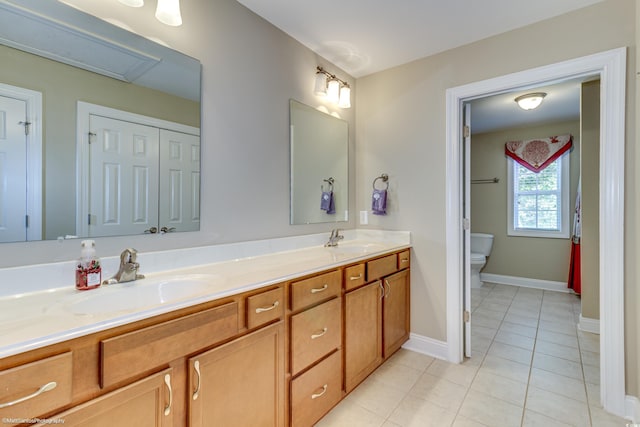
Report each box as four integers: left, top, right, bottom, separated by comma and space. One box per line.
314, 66, 351, 109
118, 0, 182, 26
515, 92, 547, 110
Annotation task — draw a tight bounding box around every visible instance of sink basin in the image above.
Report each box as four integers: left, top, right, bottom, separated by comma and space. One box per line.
68, 274, 219, 315
325, 242, 387, 255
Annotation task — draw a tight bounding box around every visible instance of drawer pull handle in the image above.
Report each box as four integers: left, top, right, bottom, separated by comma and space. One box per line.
310, 284, 328, 294
311, 328, 328, 339
349, 274, 363, 281
379, 282, 385, 300
193, 360, 201, 400
384, 279, 391, 298
0, 381, 57, 409
311, 384, 328, 399
400, 258, 409, 263
164, 374, 172, 416
255, 300, 280, 313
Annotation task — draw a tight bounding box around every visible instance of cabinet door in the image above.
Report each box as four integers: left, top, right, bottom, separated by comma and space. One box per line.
344, 281, 383, 393
54, 368, 173, 427
383, 269, 410, 358
188, 322, 285, 427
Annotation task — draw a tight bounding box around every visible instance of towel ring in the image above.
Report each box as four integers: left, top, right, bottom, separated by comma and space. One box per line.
372, 174, 389, 190
321, 177, 335, 192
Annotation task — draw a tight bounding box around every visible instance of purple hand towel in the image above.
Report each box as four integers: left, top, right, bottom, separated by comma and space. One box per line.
372, 189, 387, 215
321, 191, 335, 214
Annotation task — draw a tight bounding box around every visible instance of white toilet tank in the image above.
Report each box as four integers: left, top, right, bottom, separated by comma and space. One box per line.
470, 233, 494, 256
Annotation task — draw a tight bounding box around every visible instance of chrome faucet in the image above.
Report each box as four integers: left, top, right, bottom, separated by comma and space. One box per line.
103, 248, 145, 285
324, 229, 344, 247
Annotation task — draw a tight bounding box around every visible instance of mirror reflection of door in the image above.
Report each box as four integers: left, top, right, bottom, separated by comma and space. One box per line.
0, 95, 27, 242
89, 115, 160, 237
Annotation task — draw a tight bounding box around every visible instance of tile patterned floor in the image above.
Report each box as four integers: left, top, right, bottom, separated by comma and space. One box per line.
316, 283, 629, 427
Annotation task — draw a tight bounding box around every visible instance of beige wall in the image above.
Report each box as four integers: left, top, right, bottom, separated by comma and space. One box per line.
581, 81, 600, 319
470, 121, 580, 283
356, 0, 636, 395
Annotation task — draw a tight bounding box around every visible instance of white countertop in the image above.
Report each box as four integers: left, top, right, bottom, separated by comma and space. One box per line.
0, 230, 410, 359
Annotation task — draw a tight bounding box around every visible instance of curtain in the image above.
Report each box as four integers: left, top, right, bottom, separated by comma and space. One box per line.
568, 177, 581, 294
505, 134, 572, 173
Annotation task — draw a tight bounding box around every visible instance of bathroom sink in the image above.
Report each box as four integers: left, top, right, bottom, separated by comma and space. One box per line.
325, 242, 387, 255
67, 274, 219, 315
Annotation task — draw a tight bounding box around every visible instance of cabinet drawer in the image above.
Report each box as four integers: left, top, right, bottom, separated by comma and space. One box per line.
290, 270, 341, 312
0, 352, 72, 424
290, 298, 341, 375
398, 249, 411, 269
246, 287, 284, 329
101, 301, 238, 388
344, 263, 366, 291
367, 253, 397, 280
291, 350, 342, 427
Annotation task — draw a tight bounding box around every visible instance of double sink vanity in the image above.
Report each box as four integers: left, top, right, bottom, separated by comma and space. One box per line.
0, 230, 411, 426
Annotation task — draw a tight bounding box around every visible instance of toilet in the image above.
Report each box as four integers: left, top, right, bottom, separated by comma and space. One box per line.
470, 233, 494, 288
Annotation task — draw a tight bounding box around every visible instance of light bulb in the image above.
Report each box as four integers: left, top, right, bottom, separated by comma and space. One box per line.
155, 0, 182, 26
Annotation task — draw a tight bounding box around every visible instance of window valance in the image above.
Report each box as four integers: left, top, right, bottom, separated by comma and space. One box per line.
505, 134, 572, 173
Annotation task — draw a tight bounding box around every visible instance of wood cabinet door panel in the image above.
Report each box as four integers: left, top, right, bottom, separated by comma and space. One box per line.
344, 282, 383, 392
383, 269, 410, 358
188, 322, 284, 427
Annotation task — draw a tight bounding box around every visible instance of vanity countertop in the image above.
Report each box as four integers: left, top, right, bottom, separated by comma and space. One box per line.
0, 231, 410, 359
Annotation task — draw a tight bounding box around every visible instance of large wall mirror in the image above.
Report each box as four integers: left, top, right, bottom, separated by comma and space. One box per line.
290, 100, 348, 225
0, 0, 201, 243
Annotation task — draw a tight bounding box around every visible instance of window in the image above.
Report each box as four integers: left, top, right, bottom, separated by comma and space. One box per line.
507, 154, 570, 238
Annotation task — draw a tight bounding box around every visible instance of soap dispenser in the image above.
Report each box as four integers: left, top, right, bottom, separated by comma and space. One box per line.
76, 239, 102, 290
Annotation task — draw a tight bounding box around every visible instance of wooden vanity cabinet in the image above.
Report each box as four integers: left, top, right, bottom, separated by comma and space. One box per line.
344, 250, 411, 393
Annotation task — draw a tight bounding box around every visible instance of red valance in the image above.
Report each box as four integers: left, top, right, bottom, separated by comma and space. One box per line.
505, 134, 572, 173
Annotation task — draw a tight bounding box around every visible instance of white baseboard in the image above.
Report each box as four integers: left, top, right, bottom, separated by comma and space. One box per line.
480, 273, 572, 293
579, 315, 600, 335
402, 333, 449, 361
626, 395, 640, 422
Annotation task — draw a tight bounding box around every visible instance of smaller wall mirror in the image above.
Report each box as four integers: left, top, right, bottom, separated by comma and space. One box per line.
290, 100, 348, 225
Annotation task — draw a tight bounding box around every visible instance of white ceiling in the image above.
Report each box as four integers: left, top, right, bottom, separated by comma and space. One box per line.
237, 0, 602, 133
236, 0, 603, 78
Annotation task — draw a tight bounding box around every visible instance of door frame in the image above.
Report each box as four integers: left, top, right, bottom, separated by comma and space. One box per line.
445, 48, 626, 416
0, 82, 42, 241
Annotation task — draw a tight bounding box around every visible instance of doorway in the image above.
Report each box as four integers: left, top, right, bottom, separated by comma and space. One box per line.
445, 48, 626, 417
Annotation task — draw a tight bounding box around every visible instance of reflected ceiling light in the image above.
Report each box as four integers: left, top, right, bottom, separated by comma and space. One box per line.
515, 92, 547, 110
118, 0, 144, 7
155, 0, 182, 26
314, 66, 351, 109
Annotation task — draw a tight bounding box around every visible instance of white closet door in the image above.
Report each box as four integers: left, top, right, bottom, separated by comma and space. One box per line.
0, 95, 27, 243
89, 115, 159, 237
159, 129, 200, 233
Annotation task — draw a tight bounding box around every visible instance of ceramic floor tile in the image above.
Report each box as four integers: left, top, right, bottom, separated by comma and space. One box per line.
528, 367, 587, 402
451, 415, 490, 427
473, 307, 506, 321
506, 305, 540, 320
488, 341, 533, 365
539, 310, 575, 323
525, 386, 590, 426
478, 301, 510, 314
534, 339, 581, 363
425, 359, 480, 388
538, 319, 577, 336
589, 405, 630, 426
315, 399, 386, 427
536, 329, 579, 349
388, 395, 458, 427
408, 372, 468, 411
369, 362, 422, 392
583, 363, 600, 385
585, 382, 601, 407
470, 370, 527, 406
479, 354, 530, 384
458, 389, 523, 427
471, 324, 498, 340
386, 348, 435, 372
470, 335, 492, 354
499, 321, 538, 338
494, 330, 535, 350
345, 377, 406, 419
521, 410, 573, 427
532, 352, 583, 380
577, 331, 600, 353
472, 312, 503, 329
503, 313, 539, 328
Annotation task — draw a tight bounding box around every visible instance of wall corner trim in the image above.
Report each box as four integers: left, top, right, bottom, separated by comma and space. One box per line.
625, 395, 640, 423
402, 333, 448, 361
578, 314, 600, 335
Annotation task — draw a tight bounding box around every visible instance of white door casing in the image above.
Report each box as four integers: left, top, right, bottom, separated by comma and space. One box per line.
445, 48, 626, 416
463, 103, 472, 358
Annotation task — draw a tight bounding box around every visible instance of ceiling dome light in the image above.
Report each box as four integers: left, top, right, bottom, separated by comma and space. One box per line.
155, 0, 182, 26
515, 92, 547, 110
